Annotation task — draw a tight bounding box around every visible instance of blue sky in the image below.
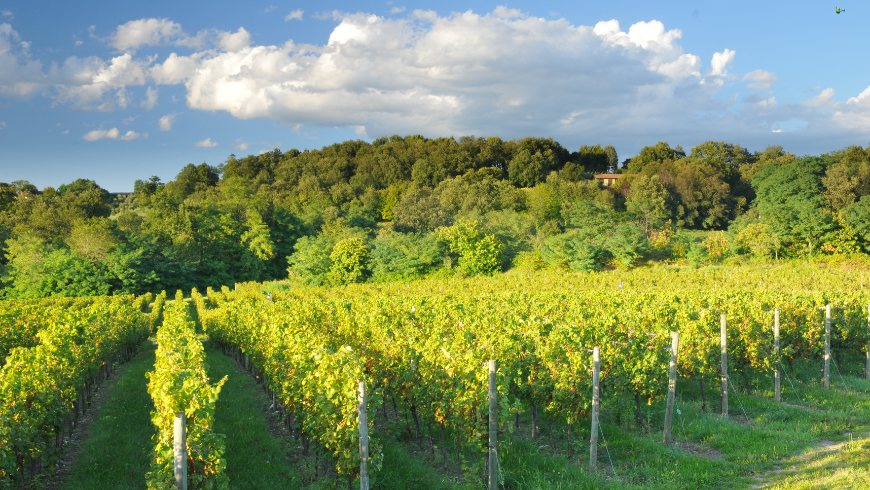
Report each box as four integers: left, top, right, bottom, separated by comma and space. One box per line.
0, 1, 867, 191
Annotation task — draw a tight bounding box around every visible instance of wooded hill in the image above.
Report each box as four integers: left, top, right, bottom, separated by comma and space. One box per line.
1, 136, 869, 297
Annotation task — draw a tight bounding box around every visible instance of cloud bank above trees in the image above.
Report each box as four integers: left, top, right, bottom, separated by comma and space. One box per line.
1, 8, 869, 149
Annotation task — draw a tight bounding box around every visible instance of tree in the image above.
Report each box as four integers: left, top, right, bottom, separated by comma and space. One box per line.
328, 237, 369, 284
437, 219, 503, 276
735, 222, 774, 258
627, 142, 685, 174
604, 145, 618, 173
689, 141, 753, 183
605, 223, 648, 268
369, 231, 443, 282
391, 188, 452, 233
791, 200, 835, 258
575, 144, 608, 173
626, 175, 673, 235
508, 149, 551, 187
841, 195, 870, 251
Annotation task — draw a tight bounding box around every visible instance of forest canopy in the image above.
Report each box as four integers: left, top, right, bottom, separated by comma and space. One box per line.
1, 135, 869, 298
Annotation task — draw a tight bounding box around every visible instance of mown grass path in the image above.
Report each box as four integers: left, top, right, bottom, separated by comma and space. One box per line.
205, 344, 301, 489
54, 343, 156, 490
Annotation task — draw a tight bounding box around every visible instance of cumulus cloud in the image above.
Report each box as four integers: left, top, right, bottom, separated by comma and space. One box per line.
804, 87, 835, 107
217, 27, 250, 51
158, 113, 178, 130
83, 127, 145, 141
0, 24, 47, 98
141, 86, 158, 109
285, 10, 304, 21
51, 53, 151, 110
4, 10, 870, 151
234, 139, 256, 150
195, 137, 217, 148
742, 69, 777, 90
111, 18, 184, 51
709, 49, 735, 76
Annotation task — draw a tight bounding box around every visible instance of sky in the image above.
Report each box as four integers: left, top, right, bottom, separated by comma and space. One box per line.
0, 1, 868, 191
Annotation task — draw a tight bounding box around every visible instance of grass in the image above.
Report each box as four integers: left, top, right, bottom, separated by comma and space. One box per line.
52, 339, 870, 489
348, 358, 870, 489
58, 342, 156, 490
205, 344, 302, 489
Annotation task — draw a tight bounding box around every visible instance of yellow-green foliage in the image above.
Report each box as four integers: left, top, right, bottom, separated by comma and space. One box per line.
146, 300, 228, 490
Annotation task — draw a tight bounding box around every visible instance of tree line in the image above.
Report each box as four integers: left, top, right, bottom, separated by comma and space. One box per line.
1, 135, 869, 297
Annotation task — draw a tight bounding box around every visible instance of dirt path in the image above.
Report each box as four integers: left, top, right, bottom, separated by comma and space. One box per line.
748, 432, 868, 489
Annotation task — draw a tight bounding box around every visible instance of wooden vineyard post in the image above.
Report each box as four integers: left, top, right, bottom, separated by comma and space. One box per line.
824, 305, 831, 389
488, 360, 497, 490
358, 381, 370, 490
774, 308, 780, 403
721, 313, 728, 417
663, 332, 680, 444
174, 411, 187, 490
589, 346, 600, 472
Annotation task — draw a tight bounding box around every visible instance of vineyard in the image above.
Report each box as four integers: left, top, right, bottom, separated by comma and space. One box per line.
2, 263, 870, 488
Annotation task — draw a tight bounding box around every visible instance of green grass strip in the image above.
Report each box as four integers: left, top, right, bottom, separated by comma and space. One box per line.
205, 345, 300, 489
59, 343, 156, 490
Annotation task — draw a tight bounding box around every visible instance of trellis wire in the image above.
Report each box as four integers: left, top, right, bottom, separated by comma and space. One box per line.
778, 360, 808, 409
726, 375, 751, 423
598, 424, 618, 481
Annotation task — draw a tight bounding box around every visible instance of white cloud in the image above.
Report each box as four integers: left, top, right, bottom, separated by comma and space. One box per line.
4, 10, 870, 149
195, 137, 217, 148
111, 18, 183, 51
123, 115, 138, 124
0, 121, 5, 129
217, 27, 250, 52
234, 138, 256, 150
150, 52, 200, 84
846, 86, 870, 108
264, 5, 278, 13
285, 10, 304, 21
742, 69, 777, 90
61, 129, 69, 134
158, 113, 178, 130
709, 48, 735, 76
804, 87, 835, 107
120, 130, 145, 140
83, 127, 145, 140
493, 6, 522, 18
1, 11, 11, 19
50, 53, 152, 110
141, 86, 158, 109
83, 128, 119, 140
75, 40, 83, 47
0, 24, 47, 98
390, 7, 406, 15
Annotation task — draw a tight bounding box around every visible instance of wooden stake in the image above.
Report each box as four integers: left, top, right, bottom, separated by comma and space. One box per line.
358, 381, 370, 490
590, 346, 600, 472
721, 313, 728, 417
824, 305, 831, 389
488, 360, 497, 490
174, 411, 187, 490
663, 332, 680, 444
866, 303, 870, 381
774, 308, 780, 403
